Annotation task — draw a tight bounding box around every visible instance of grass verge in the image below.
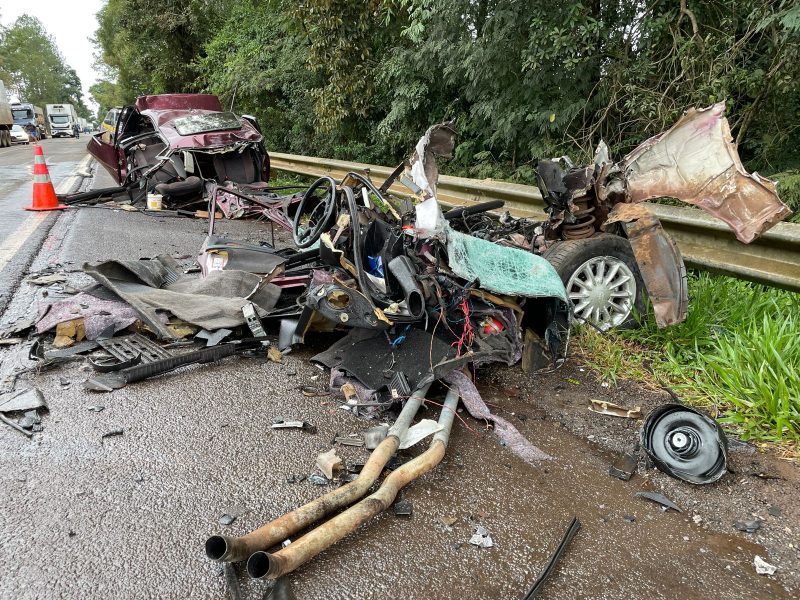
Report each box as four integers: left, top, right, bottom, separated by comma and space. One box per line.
573, 272, 800, 449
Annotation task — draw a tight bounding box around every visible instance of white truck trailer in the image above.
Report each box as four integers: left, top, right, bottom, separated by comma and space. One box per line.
46, 103, 80, 138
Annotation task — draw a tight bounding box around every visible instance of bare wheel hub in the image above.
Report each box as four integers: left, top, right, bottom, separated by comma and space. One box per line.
566, 255, 636, 330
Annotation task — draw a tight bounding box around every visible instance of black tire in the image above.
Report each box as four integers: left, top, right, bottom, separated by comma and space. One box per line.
543, 233, 647, 330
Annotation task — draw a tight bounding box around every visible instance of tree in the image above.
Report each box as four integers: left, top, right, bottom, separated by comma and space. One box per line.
95, 0, 226, 99
89, 79, 126, 120
0, 15, 90, 113
92, 0, 800, 177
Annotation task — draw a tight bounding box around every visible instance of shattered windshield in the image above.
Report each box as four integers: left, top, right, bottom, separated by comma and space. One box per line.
172, 112, 242, 136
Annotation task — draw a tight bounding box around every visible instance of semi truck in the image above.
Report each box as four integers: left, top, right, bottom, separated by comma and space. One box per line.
46, 103, 79, 138
11, 102, 48, 138
0, 80, 13, 148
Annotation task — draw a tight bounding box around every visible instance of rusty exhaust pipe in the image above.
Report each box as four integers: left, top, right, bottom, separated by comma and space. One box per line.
246, 386, 460, 579
205, 383, 432, 563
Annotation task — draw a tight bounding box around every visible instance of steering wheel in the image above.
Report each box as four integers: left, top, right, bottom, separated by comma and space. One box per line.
292, 176, 337, 248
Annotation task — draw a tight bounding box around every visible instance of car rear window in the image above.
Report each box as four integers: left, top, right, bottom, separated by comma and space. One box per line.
172, 112, 242, 136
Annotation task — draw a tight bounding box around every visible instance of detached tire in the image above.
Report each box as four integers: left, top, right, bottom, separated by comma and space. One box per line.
543, 233, 647, 330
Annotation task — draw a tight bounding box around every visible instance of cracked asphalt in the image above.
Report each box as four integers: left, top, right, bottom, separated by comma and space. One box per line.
0, 156, 797, 599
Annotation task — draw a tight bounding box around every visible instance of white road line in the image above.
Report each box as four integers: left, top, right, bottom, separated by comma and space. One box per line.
0, 154, 93, 273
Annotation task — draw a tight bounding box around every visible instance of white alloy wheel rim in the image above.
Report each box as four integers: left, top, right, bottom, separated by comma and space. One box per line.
566, 255, 636, 330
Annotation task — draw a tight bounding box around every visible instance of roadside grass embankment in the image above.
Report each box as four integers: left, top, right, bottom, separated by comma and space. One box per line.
574, 272, 800, 452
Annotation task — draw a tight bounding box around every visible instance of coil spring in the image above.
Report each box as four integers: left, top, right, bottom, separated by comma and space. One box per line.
562, 195, 596, 240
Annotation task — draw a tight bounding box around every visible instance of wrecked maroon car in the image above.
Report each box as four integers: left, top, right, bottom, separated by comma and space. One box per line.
86, 94, 271, 207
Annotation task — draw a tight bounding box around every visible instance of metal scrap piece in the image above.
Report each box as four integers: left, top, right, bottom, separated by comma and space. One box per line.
617, 102, 791, 243
0, 388, 47, 413
609, 452, 638, 481
363, 425, 389, 450
589, 399, 641, 419
98, 334, 171, 363
271, 418, 316, 433
636, 491, 682, 513
468, 525, 494, 548
242, 303, 266, 338
393, 499, 413, 517
734, 520, 762, 533
195, 328, 232, 347
0, 414, 33, 438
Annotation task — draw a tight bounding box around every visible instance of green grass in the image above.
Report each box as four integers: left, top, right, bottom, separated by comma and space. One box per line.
576, 272, 800, 445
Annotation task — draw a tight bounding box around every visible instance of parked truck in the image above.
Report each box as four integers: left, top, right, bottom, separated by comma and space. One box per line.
46, 103, 79, 138
0, 80, 13, 148
11, 102, 48, 138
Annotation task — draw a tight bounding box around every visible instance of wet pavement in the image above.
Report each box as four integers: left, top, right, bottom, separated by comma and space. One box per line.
0, 138, 90, 313
0, 161, 797, 599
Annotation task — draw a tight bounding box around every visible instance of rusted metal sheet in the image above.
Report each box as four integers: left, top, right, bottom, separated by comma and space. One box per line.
618, 102, 792, 244
606, 204, 689, 327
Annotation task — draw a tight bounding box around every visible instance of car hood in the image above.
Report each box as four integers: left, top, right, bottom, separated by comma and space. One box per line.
140, 107, 262, 151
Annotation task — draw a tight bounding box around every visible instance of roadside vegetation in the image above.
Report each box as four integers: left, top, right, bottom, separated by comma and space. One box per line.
0, 16, 93, 118
89, 0, 800, 185
575, 273, 800, 448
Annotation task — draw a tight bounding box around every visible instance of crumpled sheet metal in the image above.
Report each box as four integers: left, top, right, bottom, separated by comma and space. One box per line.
409, 122, 457, 200
445, 370, 552, 464
36, 292, 139, 340
604, 204, 688, 327
618, 102, 791, 244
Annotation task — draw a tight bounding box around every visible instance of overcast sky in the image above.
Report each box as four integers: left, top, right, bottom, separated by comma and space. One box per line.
1, 0, 105, 110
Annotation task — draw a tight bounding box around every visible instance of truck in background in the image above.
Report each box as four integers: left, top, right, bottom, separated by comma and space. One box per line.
11, 102, 48, 138
46, 103, 79, 138
0, 80, 14, 148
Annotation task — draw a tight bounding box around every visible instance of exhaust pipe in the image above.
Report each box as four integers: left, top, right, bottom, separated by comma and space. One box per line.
205, 383, 432, 563
387, 256, 425, 319
247, 386, 460, 579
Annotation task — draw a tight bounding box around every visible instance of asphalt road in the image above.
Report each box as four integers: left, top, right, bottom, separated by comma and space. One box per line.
0, 158, 797, 599
0, 137, 90, 314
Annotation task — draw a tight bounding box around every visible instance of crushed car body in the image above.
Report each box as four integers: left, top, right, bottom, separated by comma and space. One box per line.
448, 103, 790, 329
86, 94, 285, 212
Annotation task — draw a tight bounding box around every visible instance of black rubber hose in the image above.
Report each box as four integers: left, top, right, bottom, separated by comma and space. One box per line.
522, 517, 581, 599
443, 200, 505, 221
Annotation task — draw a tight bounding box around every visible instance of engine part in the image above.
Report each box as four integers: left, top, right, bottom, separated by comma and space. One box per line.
641, 404, 728, 484
387, 255, 425, 319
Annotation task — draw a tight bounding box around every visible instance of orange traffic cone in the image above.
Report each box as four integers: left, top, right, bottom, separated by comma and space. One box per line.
25, 145, 68, 211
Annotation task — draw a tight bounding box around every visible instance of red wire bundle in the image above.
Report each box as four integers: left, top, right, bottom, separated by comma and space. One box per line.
450, 297, 474, 357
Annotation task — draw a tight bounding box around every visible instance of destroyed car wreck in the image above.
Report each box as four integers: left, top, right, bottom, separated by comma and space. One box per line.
1, 102, 790, 593
84, 93, 305, 226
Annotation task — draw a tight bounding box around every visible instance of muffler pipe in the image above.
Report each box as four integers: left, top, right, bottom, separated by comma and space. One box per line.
388, 255, 425, 319
247, 386, 460, 579
205, 383, 432, 563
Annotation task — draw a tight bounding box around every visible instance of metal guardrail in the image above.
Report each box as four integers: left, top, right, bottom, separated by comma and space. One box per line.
270, 152, 800, 292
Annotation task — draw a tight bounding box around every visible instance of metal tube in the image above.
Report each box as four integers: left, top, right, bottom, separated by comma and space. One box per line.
205, 383, 432, 563
247, 386, 460, 579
